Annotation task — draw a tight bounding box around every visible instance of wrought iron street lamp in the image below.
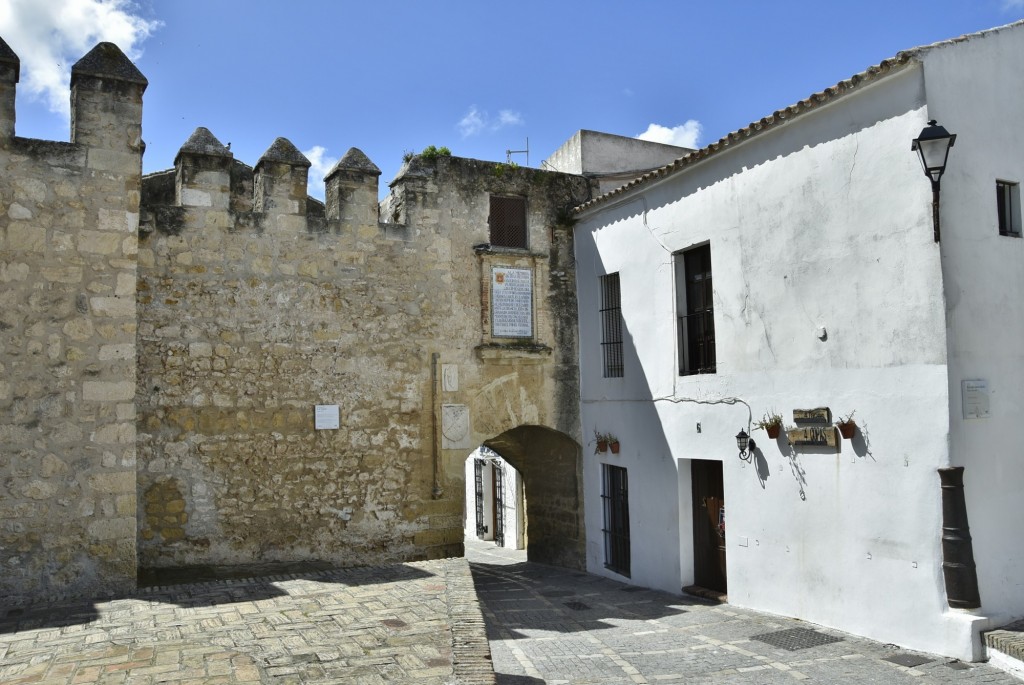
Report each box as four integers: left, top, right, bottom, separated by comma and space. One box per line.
911, 120, 957, 242
736, 429, 755, 462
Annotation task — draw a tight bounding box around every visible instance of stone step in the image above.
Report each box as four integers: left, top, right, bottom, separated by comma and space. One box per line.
983, 619, 1024, 680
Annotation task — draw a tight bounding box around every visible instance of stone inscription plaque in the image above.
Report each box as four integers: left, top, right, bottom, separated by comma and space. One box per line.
793, 408, 831, 424
491, 267, 533, 338
787, 426, 839, 449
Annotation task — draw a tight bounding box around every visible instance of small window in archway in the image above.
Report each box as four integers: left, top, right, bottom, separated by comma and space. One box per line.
489, 196, 527, 248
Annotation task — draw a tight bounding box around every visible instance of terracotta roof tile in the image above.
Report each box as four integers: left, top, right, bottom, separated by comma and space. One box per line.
575, 20, 1024, 214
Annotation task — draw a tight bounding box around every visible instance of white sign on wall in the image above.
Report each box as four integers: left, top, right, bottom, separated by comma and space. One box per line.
314, 404, 340, 430
491, 267, 533, 338
961, 379, 990, 419
442, 364, 459, 392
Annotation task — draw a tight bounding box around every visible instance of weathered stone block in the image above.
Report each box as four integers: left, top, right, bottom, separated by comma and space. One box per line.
90, 297, 135, 318
83, 381, 135, 401
78, 230, 123, 254
8, 223, 45, 251
87, 517, 135, 541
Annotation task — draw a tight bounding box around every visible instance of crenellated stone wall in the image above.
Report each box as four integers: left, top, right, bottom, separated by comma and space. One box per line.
0, 36, 594, 605
137, 142, 591, 569
0, 40, 144, 603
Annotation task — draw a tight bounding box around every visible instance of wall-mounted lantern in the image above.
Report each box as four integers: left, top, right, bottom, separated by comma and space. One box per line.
736, 429, 755, 462
911, 120, 957, 242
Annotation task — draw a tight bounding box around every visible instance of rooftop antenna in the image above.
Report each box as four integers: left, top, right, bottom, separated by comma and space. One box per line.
506, 137, 529, 166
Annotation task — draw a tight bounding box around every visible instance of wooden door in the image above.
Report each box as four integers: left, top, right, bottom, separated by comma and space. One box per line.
691, 459, 726, 593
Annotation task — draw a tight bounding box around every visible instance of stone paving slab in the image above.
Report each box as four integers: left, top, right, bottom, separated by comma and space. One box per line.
465, 538, 1022, 685
0, 558, 494, 684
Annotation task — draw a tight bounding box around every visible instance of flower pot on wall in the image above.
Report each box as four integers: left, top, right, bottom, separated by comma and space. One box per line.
609, 440, 620, 454
837, 421, 856, 439
766, 424, 781, 439
596, 440, 608, 454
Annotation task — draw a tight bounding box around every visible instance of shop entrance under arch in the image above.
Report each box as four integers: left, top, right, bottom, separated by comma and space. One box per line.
464, 425, 584, 569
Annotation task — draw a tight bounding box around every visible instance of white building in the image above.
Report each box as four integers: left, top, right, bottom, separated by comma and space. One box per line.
464, 447, 525, 550
572, 22, 1024, 661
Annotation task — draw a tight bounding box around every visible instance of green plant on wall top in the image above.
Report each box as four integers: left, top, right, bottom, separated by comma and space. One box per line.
420, 145, 451, 161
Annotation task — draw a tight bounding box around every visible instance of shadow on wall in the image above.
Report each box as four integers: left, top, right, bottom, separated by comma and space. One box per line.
483, 426, 584, 570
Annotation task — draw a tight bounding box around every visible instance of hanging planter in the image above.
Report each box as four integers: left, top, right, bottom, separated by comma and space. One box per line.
755, 411, 784, 440
836, 411, 857, 439
594, 430, 619, 454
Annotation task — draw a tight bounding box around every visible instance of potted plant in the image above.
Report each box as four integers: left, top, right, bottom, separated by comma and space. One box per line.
836, 411, 857, 439
755, 411, 784, 439
593, 430, 620, 454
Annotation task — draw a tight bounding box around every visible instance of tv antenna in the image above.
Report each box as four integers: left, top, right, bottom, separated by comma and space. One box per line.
506, 138, 529, 166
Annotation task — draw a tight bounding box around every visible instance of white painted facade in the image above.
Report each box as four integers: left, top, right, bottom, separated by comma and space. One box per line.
463, 447, 524, 549
572, 22, 1024, 661
543, 130, 692, 195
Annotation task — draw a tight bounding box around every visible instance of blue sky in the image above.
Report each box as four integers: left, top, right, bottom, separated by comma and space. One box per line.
2, 1, 1023, 198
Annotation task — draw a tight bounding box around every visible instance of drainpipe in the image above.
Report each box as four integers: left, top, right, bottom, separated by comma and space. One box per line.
431, 352, 443, 499
938, 466, 980, 608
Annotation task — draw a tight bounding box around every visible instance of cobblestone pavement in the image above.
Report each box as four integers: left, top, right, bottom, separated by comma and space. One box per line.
0, 558, 493, 684
465, 538, 1020, 685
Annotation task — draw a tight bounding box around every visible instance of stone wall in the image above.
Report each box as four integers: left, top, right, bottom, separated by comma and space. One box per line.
137, 142, 592, 569
0, 41, 144, 603
0, 37, 594, 605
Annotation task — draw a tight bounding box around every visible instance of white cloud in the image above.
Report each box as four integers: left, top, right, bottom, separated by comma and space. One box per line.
457, 105, 524, 138
0, 0, 160, 116
636, 121, 703, 149
1003, 0, 1024, 9
302, 145, 337, 200
458, 106, 486, 137
498, 110, 523, 127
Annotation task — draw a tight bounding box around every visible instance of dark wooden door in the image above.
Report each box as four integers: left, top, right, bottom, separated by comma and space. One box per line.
691, 459, 726, 593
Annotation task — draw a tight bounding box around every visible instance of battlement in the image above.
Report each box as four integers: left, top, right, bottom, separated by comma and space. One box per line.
143, 128, 376, 234
0, 37, 145, 162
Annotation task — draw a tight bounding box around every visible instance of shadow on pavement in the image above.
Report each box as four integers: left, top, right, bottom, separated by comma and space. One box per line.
496, 676, 546, 684
1, 560, 439, 633
141, 561, 438, 608
469, 554, 712, 640
0, 601, 99, 635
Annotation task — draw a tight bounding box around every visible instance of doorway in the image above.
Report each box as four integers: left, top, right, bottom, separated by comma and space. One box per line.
465, 447, 524, 549
691, 459, 726, 593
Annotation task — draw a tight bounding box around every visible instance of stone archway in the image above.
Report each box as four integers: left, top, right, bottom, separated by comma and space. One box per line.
482, 425, 584, 569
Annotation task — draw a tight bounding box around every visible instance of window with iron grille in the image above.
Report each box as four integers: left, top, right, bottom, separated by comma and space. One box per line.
489, 196, 527, 248
675, 244, 716, 376
600, 273, 624, 378
997, 181, 1021, 237
601, 464, 630, 577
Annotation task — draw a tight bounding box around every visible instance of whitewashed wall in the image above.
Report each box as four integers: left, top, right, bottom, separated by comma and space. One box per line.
462, 449, 523, 549
575, 62, 989, 659
922, 24, 1024, 630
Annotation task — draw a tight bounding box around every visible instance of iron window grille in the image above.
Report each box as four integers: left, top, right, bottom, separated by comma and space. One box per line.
997, 180, 1021, 237
676, 245, 716, 376
601, 464, 630, 577
489, 196, 527, 248
600, 273, 624, 378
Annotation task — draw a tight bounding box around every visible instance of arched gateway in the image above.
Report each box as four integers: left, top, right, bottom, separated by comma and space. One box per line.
482, 426, 584, 569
